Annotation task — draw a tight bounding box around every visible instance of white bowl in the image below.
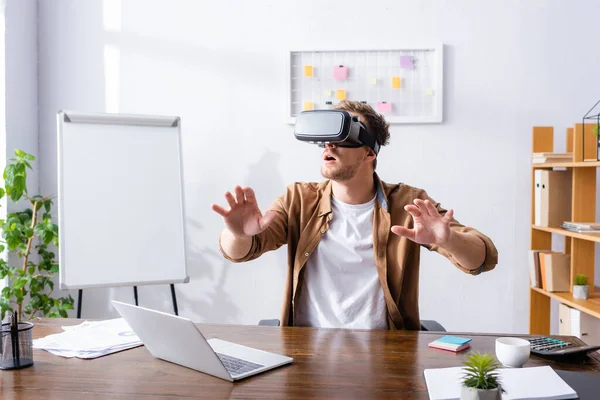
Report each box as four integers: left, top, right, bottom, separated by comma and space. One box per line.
495, 337, 530, 368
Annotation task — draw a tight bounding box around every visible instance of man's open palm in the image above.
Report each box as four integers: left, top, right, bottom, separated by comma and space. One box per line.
211, 186, 276, 237
391, 199, 453, 245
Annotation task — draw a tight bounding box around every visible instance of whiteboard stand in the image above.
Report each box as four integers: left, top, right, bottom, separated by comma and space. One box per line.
57, 110, 189, 318
75, 284, 179, 318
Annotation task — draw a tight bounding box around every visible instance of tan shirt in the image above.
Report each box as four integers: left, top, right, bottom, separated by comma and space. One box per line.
219, 174, 499, 330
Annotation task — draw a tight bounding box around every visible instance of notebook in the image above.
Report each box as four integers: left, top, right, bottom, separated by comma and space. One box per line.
428, 336, 472, 352
423, 365, 577, 400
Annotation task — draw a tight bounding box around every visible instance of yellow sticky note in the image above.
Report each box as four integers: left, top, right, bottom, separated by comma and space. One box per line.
324, 90, 332, 97
392, 76, 401, 88
425, 89, 434, 95
303, 101, 313, 110
304, 65, 313, 77
369, 77, 377, 85
336, 89, 346, 100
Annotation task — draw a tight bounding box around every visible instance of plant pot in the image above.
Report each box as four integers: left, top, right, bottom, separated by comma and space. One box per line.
460, 386, 501, 400
0, 321, 34, 370
573, 285, 589, 300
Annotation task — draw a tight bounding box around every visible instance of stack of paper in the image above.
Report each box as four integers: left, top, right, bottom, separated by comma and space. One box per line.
561, 221, 600, 233
532, 152, 573, 164
33, 318, 142, 359
428, 336, 472, 352
424, 365, 578, 400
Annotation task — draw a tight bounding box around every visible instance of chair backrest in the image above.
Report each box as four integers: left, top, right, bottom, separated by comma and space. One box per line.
258, 318, 446, 331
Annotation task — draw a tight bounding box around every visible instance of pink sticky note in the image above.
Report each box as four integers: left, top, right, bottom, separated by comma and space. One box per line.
400, 55, 414, 69
377, 102, 392, 113
334, 66, 348, 80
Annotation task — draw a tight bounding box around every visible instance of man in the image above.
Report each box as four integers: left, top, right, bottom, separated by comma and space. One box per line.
211, 100, 498, 330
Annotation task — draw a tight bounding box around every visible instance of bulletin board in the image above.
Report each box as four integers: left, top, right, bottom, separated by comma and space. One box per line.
287, 46, 443, 124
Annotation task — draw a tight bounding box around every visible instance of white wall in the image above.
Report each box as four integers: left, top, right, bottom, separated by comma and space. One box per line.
1, 0, 39, 299
0, 2, 6, 278
35, 0, 600, 333
4, 0, 38, 202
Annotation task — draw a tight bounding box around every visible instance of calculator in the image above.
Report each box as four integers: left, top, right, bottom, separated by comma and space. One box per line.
527, 337, 600, 358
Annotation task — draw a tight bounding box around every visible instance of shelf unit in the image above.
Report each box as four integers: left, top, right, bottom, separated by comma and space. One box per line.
530, 124, 598, 335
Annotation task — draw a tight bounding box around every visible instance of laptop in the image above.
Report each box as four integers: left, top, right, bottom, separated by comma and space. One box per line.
111, 300, 293, 382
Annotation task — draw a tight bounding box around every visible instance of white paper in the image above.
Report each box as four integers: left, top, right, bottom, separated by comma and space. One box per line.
33, 318, 142, 359
423, 365, 578, 400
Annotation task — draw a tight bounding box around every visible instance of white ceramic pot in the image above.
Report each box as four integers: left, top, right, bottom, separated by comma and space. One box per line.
460, 386, 501, 400
573, 285, 589, 300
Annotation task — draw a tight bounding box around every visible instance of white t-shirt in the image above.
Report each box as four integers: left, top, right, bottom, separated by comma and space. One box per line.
294, 194, 389, 329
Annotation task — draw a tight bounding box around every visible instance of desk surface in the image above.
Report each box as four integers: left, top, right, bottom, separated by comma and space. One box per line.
2, 319, 599, 399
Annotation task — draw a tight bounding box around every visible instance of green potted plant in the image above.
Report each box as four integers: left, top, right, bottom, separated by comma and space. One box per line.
460, 352, 503, 400
0, 149, 74, 321
573, 274, 589, 300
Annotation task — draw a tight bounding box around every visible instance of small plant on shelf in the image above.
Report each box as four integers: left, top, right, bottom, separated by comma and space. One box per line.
573, 273, 589, 300
460, 352, 503, 400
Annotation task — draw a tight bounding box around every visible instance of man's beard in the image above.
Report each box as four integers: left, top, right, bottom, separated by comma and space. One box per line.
321, 159, 361, 181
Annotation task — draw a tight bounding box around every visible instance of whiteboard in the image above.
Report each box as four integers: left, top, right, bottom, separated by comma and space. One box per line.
57, 110, 189, 289
287, 45, 443, 124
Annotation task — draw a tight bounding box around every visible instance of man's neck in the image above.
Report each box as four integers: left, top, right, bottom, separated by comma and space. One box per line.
331, 171, 376, 205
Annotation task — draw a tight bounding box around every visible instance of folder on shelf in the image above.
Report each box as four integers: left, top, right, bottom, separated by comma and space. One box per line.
534, 170, 542, 226
559, 304, 600, 349
534, 170, 572, 227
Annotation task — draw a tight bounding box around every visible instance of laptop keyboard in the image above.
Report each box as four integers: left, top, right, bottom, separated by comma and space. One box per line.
216, 353, 264, 376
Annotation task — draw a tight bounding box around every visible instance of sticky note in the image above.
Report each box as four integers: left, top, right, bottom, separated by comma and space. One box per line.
336, 89, 346, 100
392, 76, 401, 88
369, 77, 377, 85
303, 101, 313, 110
425, 89, 434, 95
377, 102, 392, 113
400, 55, 414, 69
304, 65, 313, 77
324, 90, 332, 97
334, 66, 348, 80
436, 336, 472, 345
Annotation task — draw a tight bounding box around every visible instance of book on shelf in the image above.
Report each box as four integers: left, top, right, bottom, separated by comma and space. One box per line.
532, 152, 573, 164
530, 251, 570, 291
539, 252, 570, 292
528, 250, 543, 288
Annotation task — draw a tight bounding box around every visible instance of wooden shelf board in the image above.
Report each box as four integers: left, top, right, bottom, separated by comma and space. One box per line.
531, 286, 600, 319
532, 225, 600, 243
532, 161, 600, 168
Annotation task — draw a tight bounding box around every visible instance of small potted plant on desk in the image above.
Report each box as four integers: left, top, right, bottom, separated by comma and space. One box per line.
460, 352, 503, 400
573, 274, 589, 300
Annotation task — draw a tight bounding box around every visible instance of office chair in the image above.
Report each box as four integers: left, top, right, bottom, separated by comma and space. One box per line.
258, 319, 446, 331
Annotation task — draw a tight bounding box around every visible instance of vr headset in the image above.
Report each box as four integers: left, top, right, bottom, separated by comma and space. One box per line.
293, 110, 380, 155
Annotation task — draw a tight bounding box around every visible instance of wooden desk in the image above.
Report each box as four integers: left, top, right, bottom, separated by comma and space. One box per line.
2, 319, 599, 399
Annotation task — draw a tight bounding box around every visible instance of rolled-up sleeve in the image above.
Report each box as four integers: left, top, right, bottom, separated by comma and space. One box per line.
218, 188, 290, 263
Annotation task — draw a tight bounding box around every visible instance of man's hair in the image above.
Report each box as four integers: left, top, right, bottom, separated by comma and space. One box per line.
333, 100, 390, 170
